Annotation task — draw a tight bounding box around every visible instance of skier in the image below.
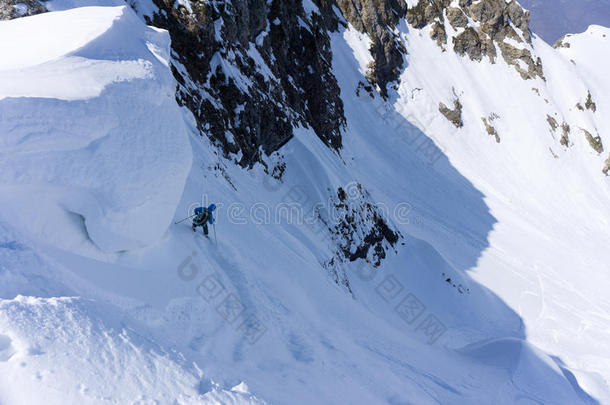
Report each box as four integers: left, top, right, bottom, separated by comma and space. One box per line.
192, 204, 216, 236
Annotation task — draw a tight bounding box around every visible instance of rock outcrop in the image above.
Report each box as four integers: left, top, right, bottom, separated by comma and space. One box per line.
446, 7, 468, 28
560, 123, 571, 147
145, 0, 450, 166
553, 35, 572, 49
149, 0, 346, 167
583, 129, 604, 154
439, 99, 464, 128
406, 0, 544, 80
547, 115, 571, 147
430, 21, 447, 48
482, 116, 500, 143
453, 26, 496, 62
323, 184, 400, 267
320, 183, 401, 293
547, 115, 559, 132
0, 0, 46, 20
585, 91, 597, 112
335, 0, 408, 97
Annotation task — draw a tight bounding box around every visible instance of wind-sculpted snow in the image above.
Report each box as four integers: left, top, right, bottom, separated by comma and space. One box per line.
0, 6, 192, 253
0, 294, 267, 404
0, 6, 123, 70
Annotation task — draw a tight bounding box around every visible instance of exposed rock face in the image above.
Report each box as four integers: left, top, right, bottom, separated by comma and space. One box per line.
560, 123, 571, 147
482, 116, 500, 143
553, 35, 572, 49
430, 21, 447, 48
406, 0, 544, 80
320, 183, 401, 293
406, 0, 447, 27
603, 155, 610, 176
144, 0, 423, 165
585, 91, 597, 112
336, 0, 408, 97
547, 115, 559, 132
149, 0, 346, 167
0, 0, 46, 20
323, 184, 400, 267
439, 99, 464, 128
446, 7, 468, 28
470, 0, 531, 41
453, 27, 495, 62
583, 129, 604, 154
498, 42, 544, 80
548, 116, 571, 146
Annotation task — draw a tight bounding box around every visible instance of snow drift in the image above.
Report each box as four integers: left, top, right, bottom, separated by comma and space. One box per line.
0, 6, 191, 253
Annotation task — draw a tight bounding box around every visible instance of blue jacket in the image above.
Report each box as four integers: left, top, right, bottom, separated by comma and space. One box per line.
195, 205, 215, 224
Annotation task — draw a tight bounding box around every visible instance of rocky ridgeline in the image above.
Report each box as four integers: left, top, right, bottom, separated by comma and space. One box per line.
406, 0, 544, 80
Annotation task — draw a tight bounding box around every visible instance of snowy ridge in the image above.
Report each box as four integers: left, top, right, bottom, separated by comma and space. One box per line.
0, 2, 609, 405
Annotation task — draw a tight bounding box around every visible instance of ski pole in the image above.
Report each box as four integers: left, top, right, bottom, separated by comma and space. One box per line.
174, 214, 196, 224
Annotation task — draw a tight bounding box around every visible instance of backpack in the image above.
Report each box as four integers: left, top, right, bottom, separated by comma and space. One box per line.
194, 209, 209, 225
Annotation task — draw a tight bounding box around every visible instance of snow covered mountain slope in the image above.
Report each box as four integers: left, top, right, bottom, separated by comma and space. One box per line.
1, 1, 610, 404
371, 16, 610, 401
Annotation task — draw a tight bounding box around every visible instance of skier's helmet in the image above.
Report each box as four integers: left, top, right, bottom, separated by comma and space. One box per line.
208, 204, 217, 212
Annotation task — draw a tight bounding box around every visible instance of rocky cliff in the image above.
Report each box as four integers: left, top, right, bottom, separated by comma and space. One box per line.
148, 0, 346, 169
